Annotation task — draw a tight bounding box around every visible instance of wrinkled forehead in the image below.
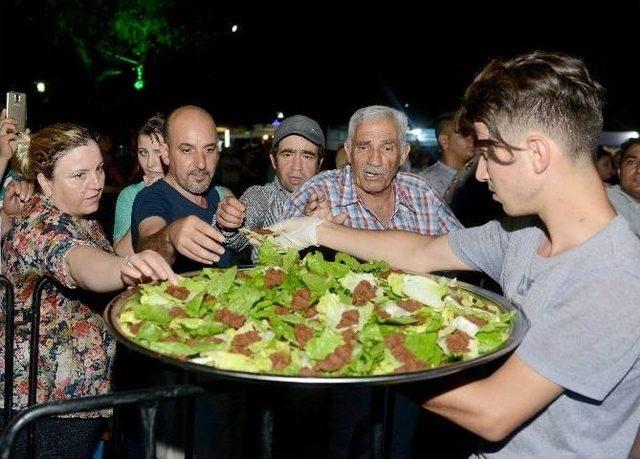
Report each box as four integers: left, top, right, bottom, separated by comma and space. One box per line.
354, 116, 401, 141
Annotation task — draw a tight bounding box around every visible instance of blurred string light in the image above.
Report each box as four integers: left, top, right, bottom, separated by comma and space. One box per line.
224, 129, 231, 148
262, 134, 269, 141
35, 81, 46, 93
277, 112, 284, 119
133, 64, 145, 90
231, 24, 239, 33
408, 127, 436, 144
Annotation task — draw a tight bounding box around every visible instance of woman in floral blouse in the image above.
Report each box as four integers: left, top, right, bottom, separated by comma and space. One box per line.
0, 123, 178, 457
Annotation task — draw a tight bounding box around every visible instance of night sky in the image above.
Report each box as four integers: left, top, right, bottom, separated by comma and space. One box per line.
2, 0, 640, 136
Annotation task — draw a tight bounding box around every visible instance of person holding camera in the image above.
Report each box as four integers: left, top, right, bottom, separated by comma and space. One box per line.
0, 122, 177, 457
0, 108, 34, 239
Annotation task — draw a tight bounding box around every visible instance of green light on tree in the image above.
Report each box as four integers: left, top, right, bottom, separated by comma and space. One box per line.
48, 0, 191, 90
134, 65, 145, 90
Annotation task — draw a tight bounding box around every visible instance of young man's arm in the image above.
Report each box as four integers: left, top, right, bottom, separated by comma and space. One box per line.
423, 354, 563, 441
318, 221, 470, 273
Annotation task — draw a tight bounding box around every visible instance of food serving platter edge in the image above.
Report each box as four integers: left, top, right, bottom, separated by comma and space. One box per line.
104, 269, 529, 388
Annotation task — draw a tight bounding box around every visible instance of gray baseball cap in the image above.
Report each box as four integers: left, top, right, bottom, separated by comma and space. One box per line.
273, 115, 325, 149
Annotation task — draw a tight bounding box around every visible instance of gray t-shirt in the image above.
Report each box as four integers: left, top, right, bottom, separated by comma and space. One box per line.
420, 161, 457, 197
448, 216, 640, 458
606, 184, 640, 236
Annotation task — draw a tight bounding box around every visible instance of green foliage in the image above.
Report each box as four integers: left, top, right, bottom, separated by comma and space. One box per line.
46, 0, 189, 85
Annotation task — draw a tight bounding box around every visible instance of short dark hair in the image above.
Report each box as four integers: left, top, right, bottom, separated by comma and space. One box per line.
458, 51, 606, 163
595, 146, 611, 161
617, 138, 640, 165
435, 111, 456, 145
138, 113, 166, 143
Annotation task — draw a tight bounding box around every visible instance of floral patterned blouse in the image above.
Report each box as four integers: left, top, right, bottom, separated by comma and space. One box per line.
1, 194, 115, 417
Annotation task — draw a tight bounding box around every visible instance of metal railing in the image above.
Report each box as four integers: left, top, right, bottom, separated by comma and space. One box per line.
1, 275, 15, 429
0, 384, 206, 459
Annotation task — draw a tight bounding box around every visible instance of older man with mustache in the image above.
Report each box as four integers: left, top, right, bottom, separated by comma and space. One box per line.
285, 105, 460, 234
282, 105, 461, 457
131, 105, 234, 273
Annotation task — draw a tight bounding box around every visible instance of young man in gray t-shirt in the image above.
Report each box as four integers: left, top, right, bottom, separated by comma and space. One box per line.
272, 51, 640, 457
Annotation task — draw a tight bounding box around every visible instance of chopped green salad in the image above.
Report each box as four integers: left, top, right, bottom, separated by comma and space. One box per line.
116, 243, 514, 376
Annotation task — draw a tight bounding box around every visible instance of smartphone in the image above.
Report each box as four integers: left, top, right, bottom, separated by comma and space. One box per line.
6, 92, 27, 132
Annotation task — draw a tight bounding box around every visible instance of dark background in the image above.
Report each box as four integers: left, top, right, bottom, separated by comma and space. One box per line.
2, 0, 640, 134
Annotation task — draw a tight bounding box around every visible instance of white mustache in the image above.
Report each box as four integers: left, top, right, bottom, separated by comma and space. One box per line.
362, 165, 386, 176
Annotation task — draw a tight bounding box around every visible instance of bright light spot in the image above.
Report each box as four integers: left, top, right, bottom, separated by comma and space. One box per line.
277, 112, 284, 119
231, 25, 238, 33
262, 134, 269, 141
404, 103, 409, 108
224, 129, 231, 148
134, 65, 145, 91
628, 131, 639, 139
408, 127, 432, 143
36, 82, 46, 93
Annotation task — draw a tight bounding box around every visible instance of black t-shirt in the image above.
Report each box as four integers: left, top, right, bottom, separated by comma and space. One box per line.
131, 179, 234, 273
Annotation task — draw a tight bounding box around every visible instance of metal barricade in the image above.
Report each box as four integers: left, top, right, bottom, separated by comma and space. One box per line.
2, 276, 70, 458
1, 275, 15, 429
26, 277, 55, 459
0, 384, 206, 459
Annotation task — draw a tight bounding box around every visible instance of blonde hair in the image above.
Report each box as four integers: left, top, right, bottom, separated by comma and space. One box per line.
16, 123, 98, 188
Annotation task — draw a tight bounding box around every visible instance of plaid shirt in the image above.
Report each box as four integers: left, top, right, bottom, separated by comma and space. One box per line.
218, 179, 290, 258
283, 165, 462, 234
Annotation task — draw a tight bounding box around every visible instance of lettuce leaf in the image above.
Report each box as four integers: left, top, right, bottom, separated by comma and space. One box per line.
203, 266, 237, 297
133, 301, 171, 324
225, 285, 264, 315
404, 332, 444, 366
305, 328, 343, 361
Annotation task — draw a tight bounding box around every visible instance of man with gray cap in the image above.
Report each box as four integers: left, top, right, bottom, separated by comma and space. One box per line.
215, 114, 324, 260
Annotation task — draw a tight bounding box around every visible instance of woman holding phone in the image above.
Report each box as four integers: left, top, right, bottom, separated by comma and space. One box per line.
0, 122, 177, 457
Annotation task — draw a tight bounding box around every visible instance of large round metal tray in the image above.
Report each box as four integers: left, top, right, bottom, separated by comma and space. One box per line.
104, 272, 529, 387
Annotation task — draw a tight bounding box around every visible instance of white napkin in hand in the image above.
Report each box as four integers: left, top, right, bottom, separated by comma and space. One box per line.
267, 216, 325, 250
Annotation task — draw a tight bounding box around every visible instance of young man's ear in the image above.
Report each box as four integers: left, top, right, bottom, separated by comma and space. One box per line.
161, 142, 170, 166
36, 173, 53, 197
527, 135, 551, 174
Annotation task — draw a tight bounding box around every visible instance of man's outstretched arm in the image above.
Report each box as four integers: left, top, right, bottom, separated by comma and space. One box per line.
137, 215, 226, 265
